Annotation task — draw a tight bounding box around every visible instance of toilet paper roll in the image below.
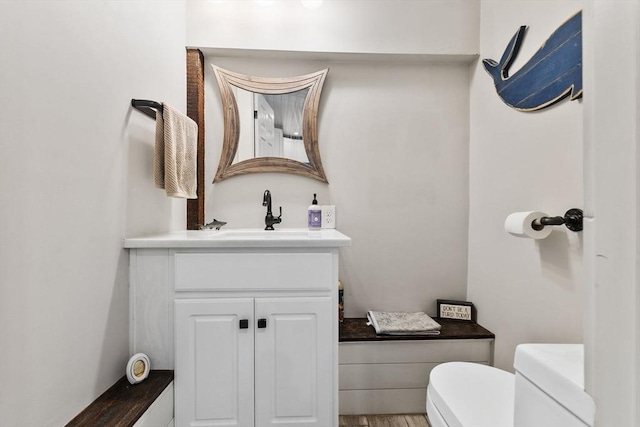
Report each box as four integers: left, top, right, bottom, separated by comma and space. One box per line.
504, 211, 553, 239
126, 353, 150, 384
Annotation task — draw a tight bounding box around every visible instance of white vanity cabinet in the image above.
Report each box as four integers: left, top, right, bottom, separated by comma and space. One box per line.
175, 296, 333, 427
124, 229, 350, 427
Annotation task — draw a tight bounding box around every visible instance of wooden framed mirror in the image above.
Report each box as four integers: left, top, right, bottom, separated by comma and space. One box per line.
211, 65, 329, 183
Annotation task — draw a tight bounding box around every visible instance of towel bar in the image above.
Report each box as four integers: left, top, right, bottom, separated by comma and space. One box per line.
131, 99, 163, 120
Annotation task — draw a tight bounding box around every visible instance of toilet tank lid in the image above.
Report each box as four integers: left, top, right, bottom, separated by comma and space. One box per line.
514, 344, 595, 426
429, 362, 514, 427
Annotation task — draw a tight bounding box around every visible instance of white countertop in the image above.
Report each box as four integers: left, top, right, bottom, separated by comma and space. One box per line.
123, 228, 351, 249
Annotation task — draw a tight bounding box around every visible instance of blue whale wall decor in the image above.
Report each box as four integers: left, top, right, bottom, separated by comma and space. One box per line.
483, 11, 582, 112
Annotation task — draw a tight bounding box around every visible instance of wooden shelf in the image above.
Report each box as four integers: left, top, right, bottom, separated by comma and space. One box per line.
66, 370, 173, 427
339, 317, 494, 342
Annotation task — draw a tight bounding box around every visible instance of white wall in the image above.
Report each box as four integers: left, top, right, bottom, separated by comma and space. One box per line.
187, 0, 479, 56
0, 1, 186, 425
204, 56, 471, 317
467, 0, 584, 371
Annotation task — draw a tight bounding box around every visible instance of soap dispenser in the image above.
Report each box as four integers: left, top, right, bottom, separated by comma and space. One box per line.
308, 194, 322, 230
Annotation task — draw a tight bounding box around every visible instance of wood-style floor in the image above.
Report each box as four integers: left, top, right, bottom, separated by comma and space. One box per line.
339, 414, 431, 427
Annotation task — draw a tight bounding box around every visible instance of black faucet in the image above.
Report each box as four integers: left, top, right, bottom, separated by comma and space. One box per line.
262, 190, 282, 230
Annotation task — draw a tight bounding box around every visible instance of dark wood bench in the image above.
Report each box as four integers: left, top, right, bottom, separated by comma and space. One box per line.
339, 317, 495, 342
66, 370, 173, 427
339, 318, 495, 414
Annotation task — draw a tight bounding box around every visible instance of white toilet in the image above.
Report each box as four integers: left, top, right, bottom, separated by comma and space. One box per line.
427, 361, 515, 427
513, 344, 595, 427
426, 344, 595, 427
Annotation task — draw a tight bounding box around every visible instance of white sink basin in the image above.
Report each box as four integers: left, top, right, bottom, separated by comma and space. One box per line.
207, 229, 313, 239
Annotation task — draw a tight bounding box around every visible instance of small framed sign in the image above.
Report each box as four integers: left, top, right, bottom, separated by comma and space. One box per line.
437, 299, 476, 322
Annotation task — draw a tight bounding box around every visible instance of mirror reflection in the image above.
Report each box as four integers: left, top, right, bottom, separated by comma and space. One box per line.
211, 65, 329, 183
233, 87, 310, 164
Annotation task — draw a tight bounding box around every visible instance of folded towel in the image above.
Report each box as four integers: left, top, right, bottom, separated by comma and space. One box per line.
154, 104, 197, 199
366, 311, 441, 335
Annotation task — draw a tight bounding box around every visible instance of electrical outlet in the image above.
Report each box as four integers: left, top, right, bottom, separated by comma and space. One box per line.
321, 205, 336, 229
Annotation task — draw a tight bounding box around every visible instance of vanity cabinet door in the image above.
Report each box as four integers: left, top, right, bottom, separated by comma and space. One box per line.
254, 297, 333, 427
175, 298, 254, 427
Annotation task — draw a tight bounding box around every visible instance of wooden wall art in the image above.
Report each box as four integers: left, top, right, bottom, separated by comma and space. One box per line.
483, 10, 582, 112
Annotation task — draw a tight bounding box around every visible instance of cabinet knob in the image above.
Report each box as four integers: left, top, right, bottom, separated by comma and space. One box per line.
239, 319, 249, 329
257, 318, 267, 329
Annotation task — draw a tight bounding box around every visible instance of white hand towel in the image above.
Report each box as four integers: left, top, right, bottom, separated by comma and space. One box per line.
154, 103, 197, 199
366, 311, 441, 335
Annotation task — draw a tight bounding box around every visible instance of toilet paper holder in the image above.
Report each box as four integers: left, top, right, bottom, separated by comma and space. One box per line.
532, 208, 583, 232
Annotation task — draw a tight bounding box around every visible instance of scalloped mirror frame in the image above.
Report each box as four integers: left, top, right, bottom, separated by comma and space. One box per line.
211, 65, 329, 183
